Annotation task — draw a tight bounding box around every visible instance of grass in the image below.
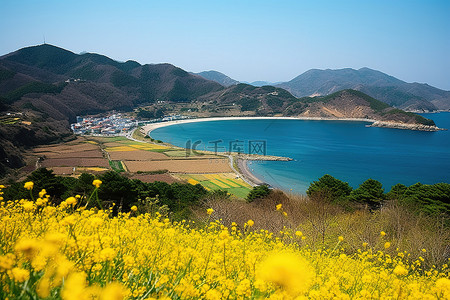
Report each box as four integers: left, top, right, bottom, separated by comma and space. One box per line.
109, 160, 125, 172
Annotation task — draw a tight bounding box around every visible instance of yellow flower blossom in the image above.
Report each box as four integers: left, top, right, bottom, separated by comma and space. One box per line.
24, 181, 34, 190
9, 267, 30, 282
92, 179, 102, 188
384, 242, 391, 249
207, 208, 214, 215
39, 189, 47, 198
100, 282, 127, 300
257, 252, 314, 296
247, 219, 254, 227
393, 265, 408, 276
66, 197, 77, 205
276, 204, 282, 211
130, 205, 137, 212
61, 272, 87, 300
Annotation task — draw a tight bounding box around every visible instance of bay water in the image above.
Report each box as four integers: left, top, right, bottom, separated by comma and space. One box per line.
151, 113, 450, 194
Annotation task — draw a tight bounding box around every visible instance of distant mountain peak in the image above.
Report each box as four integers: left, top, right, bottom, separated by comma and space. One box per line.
194, 70, 239, 87
276, 68, 450, 111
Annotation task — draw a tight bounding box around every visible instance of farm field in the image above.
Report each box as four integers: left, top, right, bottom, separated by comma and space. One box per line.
129, 173, 179, 183
124, 159, 232, 173
108, 150, 168, 160
177, 173, 252, 198
25, 134, 244, 188
30, 137, 110, 176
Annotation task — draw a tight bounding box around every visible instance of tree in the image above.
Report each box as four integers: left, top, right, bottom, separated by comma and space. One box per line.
246, 185, 271, 202
98, 171, 136, 212
306, 174, 352, 204
386, 183, 407, 200
26, 168, 67, 201
349, 179, 385, 210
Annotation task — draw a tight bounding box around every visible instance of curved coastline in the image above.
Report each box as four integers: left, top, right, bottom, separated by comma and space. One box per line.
141, 116, 444, 189
142, 116, 375, 136
141, 116, 372, 188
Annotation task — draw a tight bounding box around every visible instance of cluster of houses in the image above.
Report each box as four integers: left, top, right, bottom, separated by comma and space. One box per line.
71, 113, 191, 136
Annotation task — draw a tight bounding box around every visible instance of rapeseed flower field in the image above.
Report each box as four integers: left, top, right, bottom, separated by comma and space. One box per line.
0, 183, 449, 299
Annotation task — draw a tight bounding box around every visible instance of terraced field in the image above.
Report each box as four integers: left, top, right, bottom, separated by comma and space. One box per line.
176, 173, 252, 198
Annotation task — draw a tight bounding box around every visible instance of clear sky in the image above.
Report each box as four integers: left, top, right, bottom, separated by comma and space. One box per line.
1, 0, 449, 90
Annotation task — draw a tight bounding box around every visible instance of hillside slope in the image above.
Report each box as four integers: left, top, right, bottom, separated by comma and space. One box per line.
284, 89, 436, 129
0, 44, 223, 176
276, 68, 450, 112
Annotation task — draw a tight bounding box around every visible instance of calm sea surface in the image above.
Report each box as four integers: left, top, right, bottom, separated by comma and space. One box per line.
151, 113, 450, 194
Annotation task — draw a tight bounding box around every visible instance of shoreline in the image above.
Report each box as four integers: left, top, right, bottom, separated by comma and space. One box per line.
236, 158, 266, 186
142, 116, 443, 135
142, 116, 376, 136
140, 116, 443, 188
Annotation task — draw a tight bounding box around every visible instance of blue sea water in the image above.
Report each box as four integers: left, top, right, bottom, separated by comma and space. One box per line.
151, 113, 450, 194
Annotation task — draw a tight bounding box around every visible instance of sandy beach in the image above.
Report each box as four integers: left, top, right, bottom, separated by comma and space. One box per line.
142, 116, 375, 136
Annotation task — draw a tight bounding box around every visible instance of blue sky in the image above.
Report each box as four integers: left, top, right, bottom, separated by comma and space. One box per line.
1, 0, 449, 89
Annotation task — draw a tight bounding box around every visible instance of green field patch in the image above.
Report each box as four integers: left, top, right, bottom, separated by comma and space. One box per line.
99, 136, 127, 142
117, 139, 146, 145
224, 178, 243, 188
109, 160, 125, 172
163, 150, 190, 157
227, 187, 251, 198
199, 181, 222, 190
189, 174, 208, 181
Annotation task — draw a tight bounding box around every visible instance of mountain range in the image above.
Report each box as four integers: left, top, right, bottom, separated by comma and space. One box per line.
194, 68, 450, 112
0, 44, 442, 177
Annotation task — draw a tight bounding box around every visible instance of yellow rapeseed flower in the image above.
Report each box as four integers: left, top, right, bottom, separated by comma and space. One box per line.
393, 265, 408, 276
380, 231, 386, 237
338, 236, 344, 242
362, 242, 368, 248
100, 282, 127, 300
24, 181, 34, 190
207, 208, 214, 215
9, 267, 30, 282
276, 204, 282, 211
295, 231, 303, 237
247, 220, 254, 227
61, 272, 87, 300
435, 278, 450, 298
131, 205, 137, 212
92, 179, 102, 188
257, 252, 314, 296
39, 189, 47, 198
66, 197, 77, 206
384, 242, 391, 249
22, 201, 34, 212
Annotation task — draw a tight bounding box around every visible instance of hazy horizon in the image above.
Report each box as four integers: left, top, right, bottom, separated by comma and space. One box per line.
1, 0, 449, 90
